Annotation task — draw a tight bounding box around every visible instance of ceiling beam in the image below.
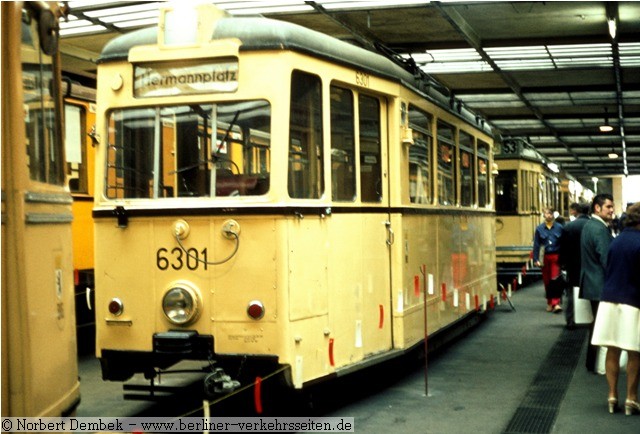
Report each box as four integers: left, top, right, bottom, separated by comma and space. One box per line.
606, 1, 628, 175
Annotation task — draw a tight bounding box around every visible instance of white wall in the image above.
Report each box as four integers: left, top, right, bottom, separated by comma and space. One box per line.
622, 175, 640, 210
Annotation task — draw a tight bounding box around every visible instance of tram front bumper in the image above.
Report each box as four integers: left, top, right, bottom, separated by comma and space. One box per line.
100, 331, 213, 381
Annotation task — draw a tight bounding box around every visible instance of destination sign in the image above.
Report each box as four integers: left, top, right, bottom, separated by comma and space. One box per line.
134, 61, 238, 97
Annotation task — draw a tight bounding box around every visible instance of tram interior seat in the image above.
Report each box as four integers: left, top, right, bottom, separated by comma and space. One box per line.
215, 172, 269, 196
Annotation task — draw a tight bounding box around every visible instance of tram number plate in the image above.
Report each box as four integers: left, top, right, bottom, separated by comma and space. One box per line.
156, 247, 208, 271
356, 71, 370, 87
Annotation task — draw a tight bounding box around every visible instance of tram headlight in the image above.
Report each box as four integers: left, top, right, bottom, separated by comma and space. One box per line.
162, 282, 202, 325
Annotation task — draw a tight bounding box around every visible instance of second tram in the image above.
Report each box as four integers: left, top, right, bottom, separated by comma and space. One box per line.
494, 137, 591, 285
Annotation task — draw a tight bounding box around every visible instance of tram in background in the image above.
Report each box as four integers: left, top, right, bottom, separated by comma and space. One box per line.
493, 137, 591, 285
92, 3, 496, 398
1, 1, 80, 416
63, 80, 98, 356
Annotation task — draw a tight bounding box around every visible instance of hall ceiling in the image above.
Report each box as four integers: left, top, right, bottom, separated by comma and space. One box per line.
59, 1, 640, 185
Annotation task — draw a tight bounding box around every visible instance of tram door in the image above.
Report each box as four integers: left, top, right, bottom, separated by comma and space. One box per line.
358, 94, 393, 357
326, 86, 393, 366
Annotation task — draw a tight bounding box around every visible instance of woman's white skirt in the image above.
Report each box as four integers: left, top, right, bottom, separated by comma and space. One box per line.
591, 301, 640, 352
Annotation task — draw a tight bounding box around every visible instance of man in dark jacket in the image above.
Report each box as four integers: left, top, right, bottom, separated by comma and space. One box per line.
559, 202, 590, 328
580, 193, 615, 373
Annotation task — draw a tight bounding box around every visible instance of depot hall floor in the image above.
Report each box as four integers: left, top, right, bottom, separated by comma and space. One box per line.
77, 280, 639, 433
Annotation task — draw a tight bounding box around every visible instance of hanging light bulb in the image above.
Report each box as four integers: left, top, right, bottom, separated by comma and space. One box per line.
599, 107, 613, 132
608, 17, 617, 40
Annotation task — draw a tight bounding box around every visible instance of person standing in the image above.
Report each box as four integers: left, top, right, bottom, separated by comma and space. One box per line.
591, 201, 640, 415
580, 193, 615, 373
559, 202, 590, 328
533, 207, 564, 313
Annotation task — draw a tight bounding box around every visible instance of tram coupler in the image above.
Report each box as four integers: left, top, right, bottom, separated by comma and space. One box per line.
203, 367, 241, 397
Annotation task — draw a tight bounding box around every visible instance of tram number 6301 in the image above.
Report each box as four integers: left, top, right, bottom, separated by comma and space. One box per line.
156, 247, 208, 271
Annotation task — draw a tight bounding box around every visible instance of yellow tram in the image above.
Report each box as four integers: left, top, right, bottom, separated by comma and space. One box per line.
494, 138, 561, 284
63, 81, 98, 355
1, 1, 80, 416
93, 4, 496, 392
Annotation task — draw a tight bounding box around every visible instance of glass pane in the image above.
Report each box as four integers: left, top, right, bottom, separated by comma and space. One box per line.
106, 101, 271, 199
289, 71, 323, 199
437, 121, 455, 206
495, 170, 517, 213
65, 104, 87, 193
459, 131, 474, 207
22, 13, 64, 185
330, 86, 355, 201
359, 95, 382, 203
408, 106, 432, 204
477, 140, 490, 208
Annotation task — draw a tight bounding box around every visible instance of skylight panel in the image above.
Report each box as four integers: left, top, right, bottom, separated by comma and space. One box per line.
99, 11, 159, 24
493, 59, 555, 70
59, 24, 108, 37
620, 56, 640, 67
419, 61, 490, 73
484, 46, 548, 59
115, 18, 160, 29
318, 0, 431, 11
409, 48, 489, 73
554, 57, 612, 68
547, 44, 611, 55
212, 1, 313, 14
410, 48, 480, 62
83, 3, 163, 18
59, 19, 94, 30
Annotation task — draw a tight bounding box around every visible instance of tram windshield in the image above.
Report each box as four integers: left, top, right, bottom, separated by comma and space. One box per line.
105, 101, 270, 199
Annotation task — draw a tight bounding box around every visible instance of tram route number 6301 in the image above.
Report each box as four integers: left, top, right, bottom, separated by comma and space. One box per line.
156, 247, 208, 271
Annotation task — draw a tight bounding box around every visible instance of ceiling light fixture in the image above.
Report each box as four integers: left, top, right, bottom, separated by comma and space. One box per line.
608, 145, 618, 159
608, 17, 617, 40
599, 107, 613, 132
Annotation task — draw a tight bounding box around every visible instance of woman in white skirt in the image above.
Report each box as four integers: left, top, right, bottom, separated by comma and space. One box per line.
591, 201, 640, 415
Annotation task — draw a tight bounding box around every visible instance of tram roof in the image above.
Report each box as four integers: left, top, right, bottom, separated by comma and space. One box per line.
98, 15, 493, 137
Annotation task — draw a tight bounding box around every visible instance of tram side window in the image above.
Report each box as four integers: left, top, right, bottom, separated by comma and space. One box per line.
437, 121, 456, 206
22, 17, 64, 185
518, 170, 538, 212
550, 177, 559, 211
538, 175, 547, 211
408, 106, 432, 204
359, 95, 382, 203
330, 86, 355, 201
477, 140, 490, 208
289, 71, 323, 199
106, 101, 271, 199
495, 169, 517, 214
65, 104, 87, 193
459, 131, 475, 207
